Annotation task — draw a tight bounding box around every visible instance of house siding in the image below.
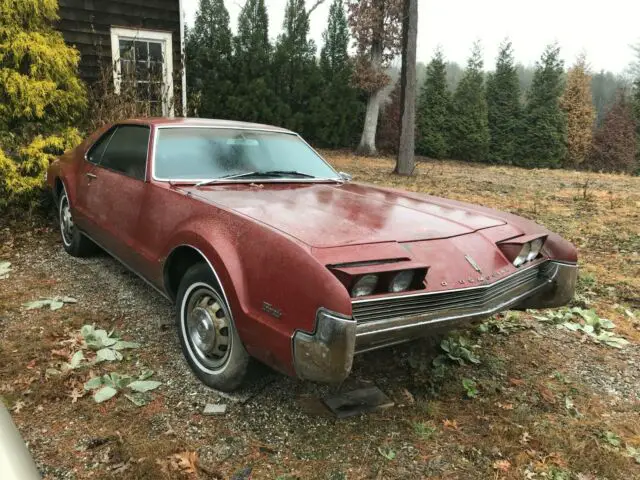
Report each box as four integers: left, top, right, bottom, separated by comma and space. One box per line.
56, 0, 182, 94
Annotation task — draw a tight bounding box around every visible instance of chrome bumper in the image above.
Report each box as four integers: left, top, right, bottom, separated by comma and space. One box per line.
292, 309, 356, 383
292, 261, 577, 383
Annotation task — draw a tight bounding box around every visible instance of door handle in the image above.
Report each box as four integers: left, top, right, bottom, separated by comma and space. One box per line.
86, 173, 97, 180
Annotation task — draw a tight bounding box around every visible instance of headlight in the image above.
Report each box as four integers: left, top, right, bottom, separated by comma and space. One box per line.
389, 270, 414, 293
351, 274, 378, 297
513, 243, 531, 267
527, 238, 544, 261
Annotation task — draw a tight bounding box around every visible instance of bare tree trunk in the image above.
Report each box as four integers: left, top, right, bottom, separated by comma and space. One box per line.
356, 41, 383, 156
395, 0, 418, 175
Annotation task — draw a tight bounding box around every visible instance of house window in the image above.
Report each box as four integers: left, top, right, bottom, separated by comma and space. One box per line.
110, 27, 174, 116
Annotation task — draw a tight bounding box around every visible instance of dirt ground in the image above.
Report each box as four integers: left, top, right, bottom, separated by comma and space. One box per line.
1, 153, 639, 480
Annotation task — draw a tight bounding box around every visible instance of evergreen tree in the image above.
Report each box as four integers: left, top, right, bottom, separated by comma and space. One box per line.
186, 0, 233, 117
520, 43, 567, 168
448, 42, 489, 162
227, 0, 281, 124
592, 70, 627, 125
0, 0, 86, 211
416, 48, 450, 158
273, 0, 319, 135
560, 54, 595, 167
316, 0, 364, 147
486, 40, 522, 164
587, 91, 637, 173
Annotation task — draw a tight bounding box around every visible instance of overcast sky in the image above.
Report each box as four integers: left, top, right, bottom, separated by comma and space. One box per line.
182, 0, 639, 74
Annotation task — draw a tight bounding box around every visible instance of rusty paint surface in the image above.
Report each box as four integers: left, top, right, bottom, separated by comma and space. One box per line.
46, 119, 578, 378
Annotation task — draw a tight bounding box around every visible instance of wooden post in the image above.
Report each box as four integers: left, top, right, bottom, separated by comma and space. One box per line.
395, 0, 418, 175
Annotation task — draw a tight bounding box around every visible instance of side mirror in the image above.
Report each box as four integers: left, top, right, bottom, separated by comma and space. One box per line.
338, 171, 352, 182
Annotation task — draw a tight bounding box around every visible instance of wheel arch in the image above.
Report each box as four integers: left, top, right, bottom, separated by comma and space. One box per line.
163, 244, 230, 305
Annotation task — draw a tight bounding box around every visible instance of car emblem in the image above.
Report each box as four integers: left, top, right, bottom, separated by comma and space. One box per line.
464, 255, 482, 274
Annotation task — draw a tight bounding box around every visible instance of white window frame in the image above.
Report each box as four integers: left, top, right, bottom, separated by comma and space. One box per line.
110, 26, 174, 116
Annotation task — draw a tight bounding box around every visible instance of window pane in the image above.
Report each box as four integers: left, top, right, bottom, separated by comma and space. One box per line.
149, 42, 162, 62
149, 82, 162, 101
100, 125, 150, 181
149, 61, 163, 78
136, 61, 150, 81
87, 129, 116, 164
154, 128, 338, 180
119, 40, 134, 59
135, 81, 149, 99
120, 59, 134, 77
150, 101, 162, 116
134, 41, 148, 62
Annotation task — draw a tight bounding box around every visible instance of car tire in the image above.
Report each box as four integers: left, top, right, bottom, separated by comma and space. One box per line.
58, 188, 96, 257
176, 263, 250, 391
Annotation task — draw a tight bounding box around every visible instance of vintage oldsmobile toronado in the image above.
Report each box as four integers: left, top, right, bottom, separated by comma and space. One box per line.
47, 118, 578, 391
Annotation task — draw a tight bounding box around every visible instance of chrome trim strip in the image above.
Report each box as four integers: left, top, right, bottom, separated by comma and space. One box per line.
354, 275, 552, 353
80, 231, 171, 301
352, 260, 549, 304
150, 125, 341, 183
356, 277, 551, 339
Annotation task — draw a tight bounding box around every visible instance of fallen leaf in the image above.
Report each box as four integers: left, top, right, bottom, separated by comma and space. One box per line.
493, 459, 511, 472
495, 402, 514, 410
509, 378, 525, 386
12, 400, 26, 413
0, 261, 11, 279
170, 451, 199, 474
443, 419, 459, 430
51, 348, 70, 359
520, 431, 531, 445
400, 388, 415, 405
69, 388, 85, 403
539, 386, 556, 404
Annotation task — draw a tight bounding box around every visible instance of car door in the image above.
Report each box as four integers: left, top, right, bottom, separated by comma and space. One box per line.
73, 127, 116, 234
84, 124, 151, 269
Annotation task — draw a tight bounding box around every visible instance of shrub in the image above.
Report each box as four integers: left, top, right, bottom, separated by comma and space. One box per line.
0, 0, 86, 213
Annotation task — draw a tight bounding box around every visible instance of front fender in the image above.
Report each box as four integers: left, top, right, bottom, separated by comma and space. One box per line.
161, 212, 352, 376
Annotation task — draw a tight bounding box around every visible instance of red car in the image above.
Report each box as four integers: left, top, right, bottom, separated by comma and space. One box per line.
47, 118, 578, 391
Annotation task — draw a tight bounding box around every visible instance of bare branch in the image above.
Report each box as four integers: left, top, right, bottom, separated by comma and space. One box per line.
307, 0, 327, 17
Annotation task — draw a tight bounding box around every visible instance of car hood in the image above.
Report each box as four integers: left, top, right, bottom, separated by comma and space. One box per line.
182, 182, 507, 248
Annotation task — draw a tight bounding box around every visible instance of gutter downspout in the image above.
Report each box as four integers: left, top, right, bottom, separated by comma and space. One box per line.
178, 0, 187, 116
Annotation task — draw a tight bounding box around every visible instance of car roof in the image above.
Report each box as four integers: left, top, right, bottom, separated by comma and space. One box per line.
121, 117, 295, 134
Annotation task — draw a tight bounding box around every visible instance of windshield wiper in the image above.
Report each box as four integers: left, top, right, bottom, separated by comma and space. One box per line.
196, 170, 319, 187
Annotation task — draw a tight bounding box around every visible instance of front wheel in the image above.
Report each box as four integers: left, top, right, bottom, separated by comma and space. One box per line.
176, 263, 250, 391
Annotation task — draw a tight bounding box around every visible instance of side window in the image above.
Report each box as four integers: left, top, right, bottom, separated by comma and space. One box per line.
99, 125, 150, 181
86, 129, 116, 164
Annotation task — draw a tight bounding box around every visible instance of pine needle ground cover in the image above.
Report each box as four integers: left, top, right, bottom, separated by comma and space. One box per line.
0, 154, 639, 479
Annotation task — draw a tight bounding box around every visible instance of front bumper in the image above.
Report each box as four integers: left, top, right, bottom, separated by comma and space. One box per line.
293, 261, 577, 383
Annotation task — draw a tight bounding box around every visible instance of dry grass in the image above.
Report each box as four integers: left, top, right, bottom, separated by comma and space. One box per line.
1, 152, 639, 479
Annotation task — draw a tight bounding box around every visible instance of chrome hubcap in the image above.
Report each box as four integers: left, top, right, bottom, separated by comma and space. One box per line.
60, 196, 74, 246
186, 288, 231, 369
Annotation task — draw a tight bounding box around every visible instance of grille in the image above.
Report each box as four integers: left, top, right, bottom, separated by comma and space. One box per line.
352, 263, 549, 324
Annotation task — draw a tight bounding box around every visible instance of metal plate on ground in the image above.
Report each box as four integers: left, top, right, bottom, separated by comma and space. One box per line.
323, 386, 394, 418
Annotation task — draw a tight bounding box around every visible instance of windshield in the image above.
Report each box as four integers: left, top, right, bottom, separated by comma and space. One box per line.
153, 127, 340, 182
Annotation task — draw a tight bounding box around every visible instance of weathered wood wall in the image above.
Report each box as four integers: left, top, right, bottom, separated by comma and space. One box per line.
57, 0, 182, 86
